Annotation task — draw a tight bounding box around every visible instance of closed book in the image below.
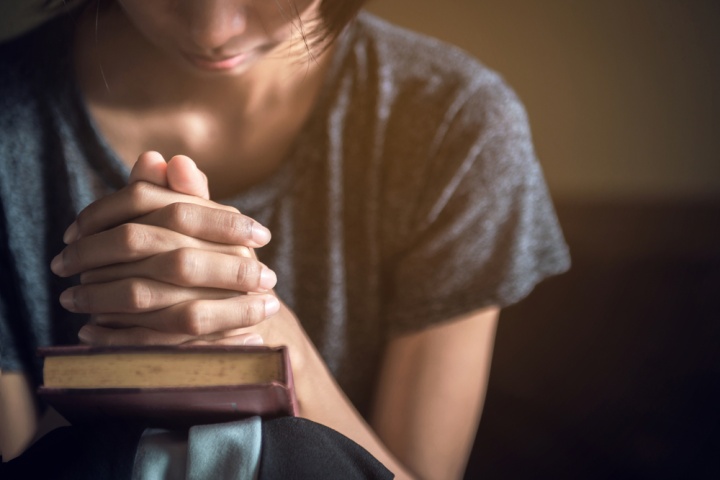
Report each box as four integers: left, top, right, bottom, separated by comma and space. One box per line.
37, 344, 297, 428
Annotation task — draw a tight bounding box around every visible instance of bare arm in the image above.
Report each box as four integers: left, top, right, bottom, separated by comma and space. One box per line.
372, 307, 499, 479
281, 306, 499, 480
254, 302, 416, 478
0, 371, 71, 463
248, 302, 497, 480
0, 371, 37, 462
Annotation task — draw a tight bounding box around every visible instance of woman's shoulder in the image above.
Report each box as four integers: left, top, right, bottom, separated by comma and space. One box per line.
344, 12, 528, 135
352, 13, 511, 99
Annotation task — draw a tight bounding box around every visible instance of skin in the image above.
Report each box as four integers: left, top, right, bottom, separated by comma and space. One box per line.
1, 2, 500, 478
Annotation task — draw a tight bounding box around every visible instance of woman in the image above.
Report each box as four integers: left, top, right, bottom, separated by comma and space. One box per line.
0, 0, 569, 478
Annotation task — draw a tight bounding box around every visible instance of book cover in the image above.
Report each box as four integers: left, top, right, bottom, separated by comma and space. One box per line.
37, 344, 298, 429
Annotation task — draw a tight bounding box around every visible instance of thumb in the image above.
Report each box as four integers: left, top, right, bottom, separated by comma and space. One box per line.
166, 155, 211, 200
129, 151, 168, 186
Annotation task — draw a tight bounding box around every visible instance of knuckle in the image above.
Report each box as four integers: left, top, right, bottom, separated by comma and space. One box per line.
118, 223, 151, 254
166, 202, 196, 230
234, 259, 260, 287
125, 280, 153, 311
117, 223, 136, 249
127, 181, 155, 207
169, 248, 200, 285
240, 298, 265, 326
182, 301, 210, 336
234, 261, 249, 286
225, 213, 253, 241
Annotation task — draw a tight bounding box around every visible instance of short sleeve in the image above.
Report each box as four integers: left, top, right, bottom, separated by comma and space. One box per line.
384, 79, 570, 335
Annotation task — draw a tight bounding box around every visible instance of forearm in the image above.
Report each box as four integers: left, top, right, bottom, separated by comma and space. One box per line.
0, 371, 38, 462
371, 308, 499, 480
256, 306, 416, 479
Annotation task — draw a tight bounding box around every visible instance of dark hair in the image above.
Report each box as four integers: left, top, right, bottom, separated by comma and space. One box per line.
314, 0, 368, 47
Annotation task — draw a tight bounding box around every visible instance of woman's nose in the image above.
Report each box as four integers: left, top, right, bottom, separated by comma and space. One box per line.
183, 0, 248, 51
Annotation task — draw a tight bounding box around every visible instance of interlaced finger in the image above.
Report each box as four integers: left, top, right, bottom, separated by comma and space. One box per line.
60, 278, 239, 314
88, 294, 280, 335
132, 202, 271, 248
52, 223, 253, 277
80, 248, 277, 293
65, 181, 239, 243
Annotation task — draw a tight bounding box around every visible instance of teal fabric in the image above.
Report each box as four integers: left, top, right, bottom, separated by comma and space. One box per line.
187, 417, 262, 480
132, 429, 188, 480
132, 417, 262, 480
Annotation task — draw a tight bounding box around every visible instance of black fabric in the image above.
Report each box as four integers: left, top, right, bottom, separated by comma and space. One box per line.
0, 423, 144, 480
0, 418, 393, 479
260, 417, 394, 479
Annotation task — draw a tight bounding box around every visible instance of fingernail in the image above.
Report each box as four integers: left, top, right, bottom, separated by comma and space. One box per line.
259, 268, 277, 291
59, 288, 75, 310
243, 334, 264, 346
251, 223, 271, 245
78, 326, 94, 343
51, 253, 65, 275
63, 222, 79, 244
264, 296, 280, 316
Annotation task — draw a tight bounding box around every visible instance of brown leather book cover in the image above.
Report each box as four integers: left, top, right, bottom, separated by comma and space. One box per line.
37, 345, 298, 429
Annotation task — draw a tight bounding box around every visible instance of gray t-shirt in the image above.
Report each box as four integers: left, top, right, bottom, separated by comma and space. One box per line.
0, 11, 569, 417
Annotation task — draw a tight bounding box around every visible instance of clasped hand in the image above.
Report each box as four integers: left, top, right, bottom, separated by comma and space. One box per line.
51, 152, 280, 346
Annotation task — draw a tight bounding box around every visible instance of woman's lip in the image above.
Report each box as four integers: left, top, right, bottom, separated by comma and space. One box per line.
185, 52, 248, 71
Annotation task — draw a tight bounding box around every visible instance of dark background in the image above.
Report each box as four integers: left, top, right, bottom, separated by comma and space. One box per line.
466, 202, 720, 479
